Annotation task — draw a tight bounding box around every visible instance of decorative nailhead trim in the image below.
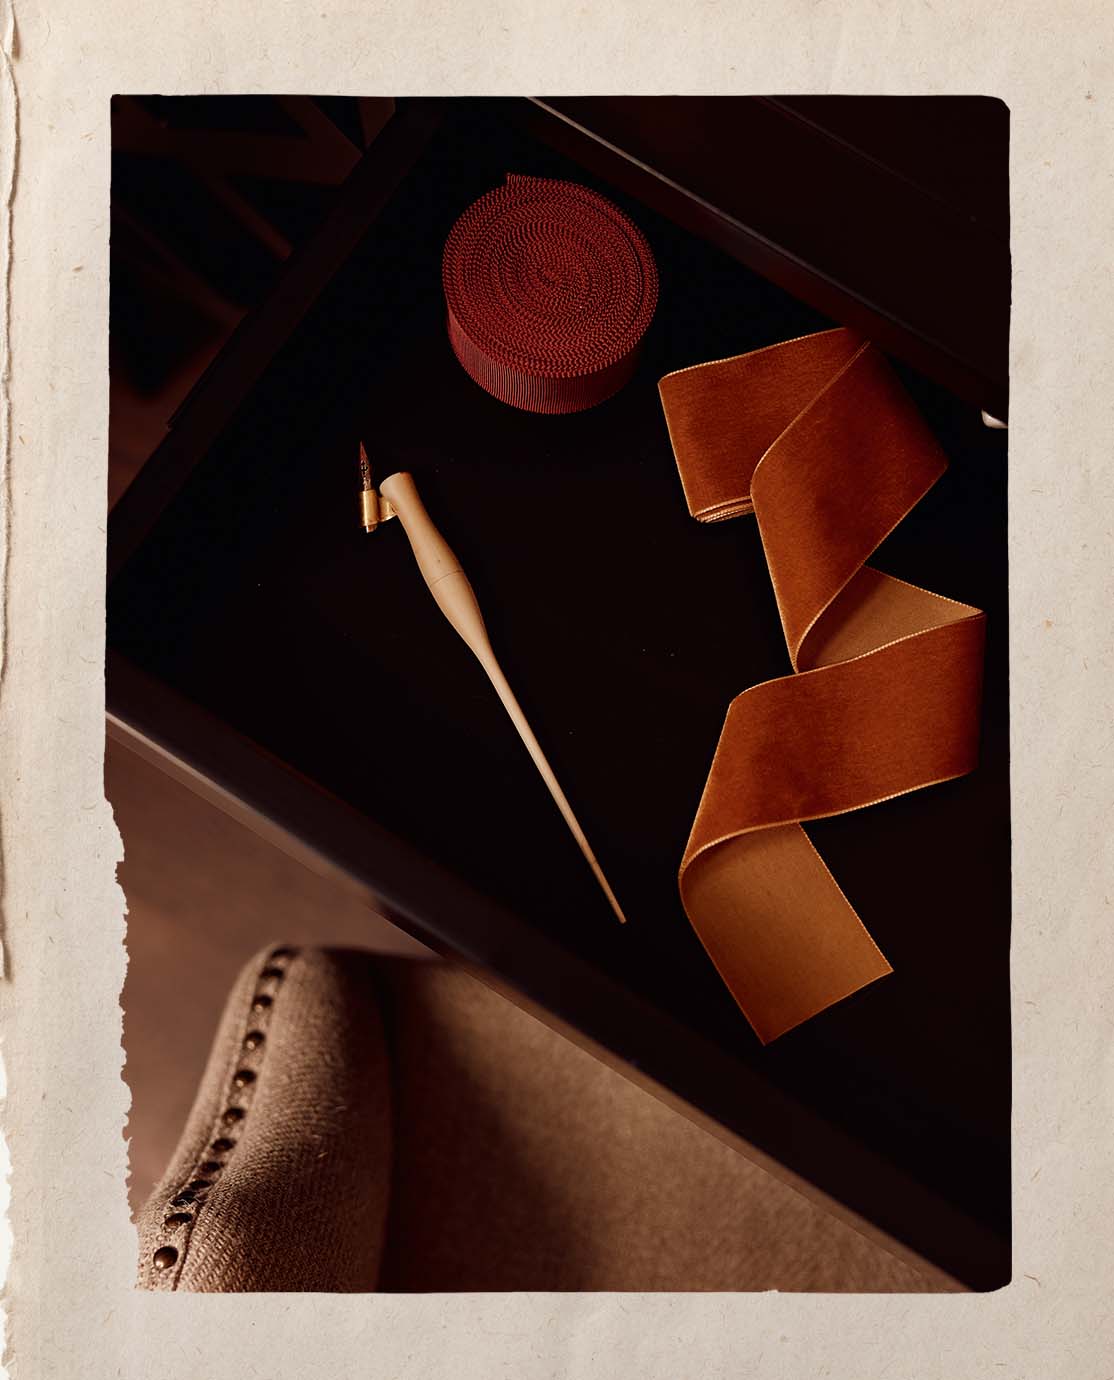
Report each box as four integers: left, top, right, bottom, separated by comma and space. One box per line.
148, 946, 298, 1288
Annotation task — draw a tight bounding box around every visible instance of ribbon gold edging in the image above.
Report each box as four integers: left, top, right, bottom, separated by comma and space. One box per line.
658, 328, 986, 1044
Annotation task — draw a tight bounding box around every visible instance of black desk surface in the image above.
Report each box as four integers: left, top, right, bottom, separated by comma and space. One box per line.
108, 98, 1010, 1288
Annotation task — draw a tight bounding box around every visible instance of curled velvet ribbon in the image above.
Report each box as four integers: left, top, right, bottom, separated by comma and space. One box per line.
658, 328, 986, 1044
443, 175, 658, 414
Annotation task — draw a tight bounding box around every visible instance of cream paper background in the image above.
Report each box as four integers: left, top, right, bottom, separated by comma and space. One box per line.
2, 1, 1111, 1375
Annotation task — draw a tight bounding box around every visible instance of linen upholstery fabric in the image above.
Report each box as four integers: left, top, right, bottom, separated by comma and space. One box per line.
135, 946, 392, 1291
442, 175, 658, 413
658, 328, 986, 1043
375, 960, 946, 1291
137, 949, 946, 1292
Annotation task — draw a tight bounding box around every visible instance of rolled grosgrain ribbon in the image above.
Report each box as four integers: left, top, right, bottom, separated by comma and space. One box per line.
443, 175, 658, 414
659, 328, 986, 1044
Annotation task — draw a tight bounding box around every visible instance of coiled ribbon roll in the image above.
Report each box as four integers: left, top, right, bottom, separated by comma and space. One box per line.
659, 328, 986, 1043
443, 175, 658, 414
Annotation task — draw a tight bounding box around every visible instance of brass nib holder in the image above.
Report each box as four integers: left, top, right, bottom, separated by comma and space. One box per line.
358, 441, 397, 532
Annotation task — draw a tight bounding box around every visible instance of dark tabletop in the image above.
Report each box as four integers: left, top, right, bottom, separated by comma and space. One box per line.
108, 98, 1010, 1288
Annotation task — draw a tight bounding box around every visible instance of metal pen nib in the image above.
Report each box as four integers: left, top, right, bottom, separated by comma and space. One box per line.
358, 441, 397, 533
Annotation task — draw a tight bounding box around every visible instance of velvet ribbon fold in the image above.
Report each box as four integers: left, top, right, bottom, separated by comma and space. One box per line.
658, 328, 986, 1043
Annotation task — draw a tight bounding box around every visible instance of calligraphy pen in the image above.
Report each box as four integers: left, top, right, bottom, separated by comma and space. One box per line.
357, 443, 628, 926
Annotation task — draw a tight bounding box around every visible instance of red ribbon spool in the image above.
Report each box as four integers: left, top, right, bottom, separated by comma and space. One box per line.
442, 174, 659, 414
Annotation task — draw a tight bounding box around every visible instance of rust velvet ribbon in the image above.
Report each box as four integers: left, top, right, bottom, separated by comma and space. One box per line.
658, 328, 986, 1043
443, 175, 658, 414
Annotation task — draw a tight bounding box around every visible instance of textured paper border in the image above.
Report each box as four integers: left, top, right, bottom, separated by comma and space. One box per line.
3, 2, 1113, 1375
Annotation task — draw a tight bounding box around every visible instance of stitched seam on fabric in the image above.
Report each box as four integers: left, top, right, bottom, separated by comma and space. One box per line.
658, 329, 855, 518
662, 332, 988, 1041
147, 946, 298, 1290
680, 616, 985, 869
679, 617, 985, 855
712, 611, 985, 702
657, 324, 851, 384
789, 490, 949, 673
748, 338, 874, 499
683, 764, 980, 867
749, 342, 878, 662
668, 339, 886, 656
679, 759, 977, 1042
795, 825, 892, 966
677, 825, 892, 1046
869, 567, 984, 616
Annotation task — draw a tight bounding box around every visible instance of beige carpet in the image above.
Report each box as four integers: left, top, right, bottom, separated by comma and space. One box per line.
111, 736, 953, 1290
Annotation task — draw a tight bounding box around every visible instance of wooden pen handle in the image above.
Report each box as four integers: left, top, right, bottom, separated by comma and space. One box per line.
378, 470, 628, 925
378, 471, 491, 657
